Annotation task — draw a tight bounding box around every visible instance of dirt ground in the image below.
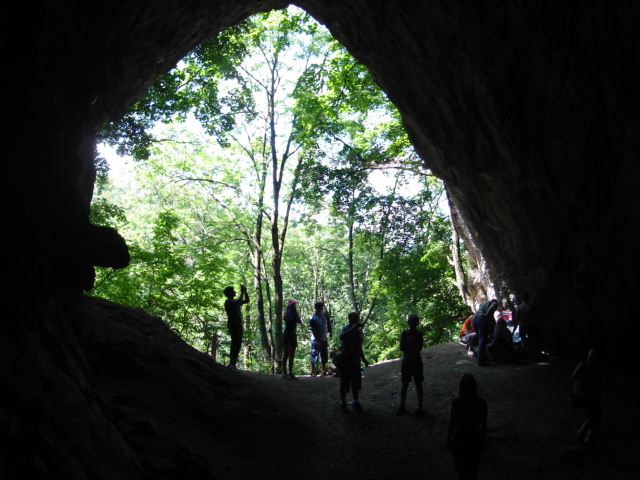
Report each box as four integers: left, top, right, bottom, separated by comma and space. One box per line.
247, 343, 638, 480
79, 297, 639, 480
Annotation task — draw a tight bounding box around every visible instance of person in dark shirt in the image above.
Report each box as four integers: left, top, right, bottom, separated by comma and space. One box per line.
473, 299, 499, 366
223, 284, 249, 371
572, 348, 608, 447
338, 311, 369, 414
282, 298, 302, 379
487, 318, 514, 363
512, 292, 534, 362
396, 314, 425, 416
447, 373, 488, 480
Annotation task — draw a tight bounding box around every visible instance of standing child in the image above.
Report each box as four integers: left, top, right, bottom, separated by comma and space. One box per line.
397, 314, 425, 415
447, 374, 488, 480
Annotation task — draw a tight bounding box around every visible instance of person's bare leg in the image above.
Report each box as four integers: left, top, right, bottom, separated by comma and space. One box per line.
397, 382, 408, 415
288, 349, 296, 378
415, 382, 424, 414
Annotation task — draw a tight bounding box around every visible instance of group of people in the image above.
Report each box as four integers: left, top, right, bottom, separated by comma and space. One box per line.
459, 294, 534, 366
283, 299, 371, 414
223, 284, 496, 479
225, 284, 607, 478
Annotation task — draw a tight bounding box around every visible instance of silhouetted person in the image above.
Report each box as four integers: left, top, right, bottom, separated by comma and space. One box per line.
447, 373, 488, 480
282, 298, 302, 379
223, 285, 249, 371
572, 348, 608, 447
338, 311, 369, 413
309, 301, 331, 376
513, 292, 534, 362
473, 299, 499, 366
329, 350, 341, 376
487, 318, 514, 363
397, 314, 425, 415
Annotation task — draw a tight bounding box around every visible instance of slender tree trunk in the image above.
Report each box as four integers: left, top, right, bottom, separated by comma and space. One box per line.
262, 271, 275, 359
448, 194, 470, 307
253, 248, 271, 362
269, 78, 284, 374
210, 332, 218, 361
252, 156, 272, 362
272, 246, 284, 371
346, 220, 359, 313
447, 192, 496, 310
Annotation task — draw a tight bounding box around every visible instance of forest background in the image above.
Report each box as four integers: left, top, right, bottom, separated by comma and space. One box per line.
90, 8, 471, 375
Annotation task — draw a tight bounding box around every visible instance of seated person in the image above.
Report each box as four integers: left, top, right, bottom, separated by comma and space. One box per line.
459, 315, 478, 356
487, 318, 514, 363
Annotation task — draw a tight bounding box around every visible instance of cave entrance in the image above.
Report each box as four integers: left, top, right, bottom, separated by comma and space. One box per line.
91, 6, 466, 373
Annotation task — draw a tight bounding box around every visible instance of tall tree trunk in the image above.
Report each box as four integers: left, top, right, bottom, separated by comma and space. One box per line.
269, 80, 284, 374
448, 194, 470, 307
209, 332, 218, 361
447, 193, 496, 310
346, 220, 359, 313
253, 247, 271, 362
252, 156, 272, 362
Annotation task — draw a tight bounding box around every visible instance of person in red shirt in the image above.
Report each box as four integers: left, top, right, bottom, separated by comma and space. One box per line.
459, 315, 477, 356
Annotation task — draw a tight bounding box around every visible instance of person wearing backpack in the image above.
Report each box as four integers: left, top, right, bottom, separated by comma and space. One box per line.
472, 299, 499, 366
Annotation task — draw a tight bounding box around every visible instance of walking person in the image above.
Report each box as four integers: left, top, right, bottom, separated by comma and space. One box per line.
397, 314, 425, 415
223, 284, 250, 371
282, 298, 302, 379
338, 311, 369, 414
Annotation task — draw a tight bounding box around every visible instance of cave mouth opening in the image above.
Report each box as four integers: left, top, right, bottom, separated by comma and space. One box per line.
94, 4, 463, 368
13, 0, 637, 370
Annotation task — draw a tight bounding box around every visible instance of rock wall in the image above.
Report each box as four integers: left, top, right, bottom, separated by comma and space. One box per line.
299, 0, 640, 358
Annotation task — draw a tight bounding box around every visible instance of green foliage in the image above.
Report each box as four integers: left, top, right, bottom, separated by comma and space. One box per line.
92, 6, 466, 370
98, 22, 254, 159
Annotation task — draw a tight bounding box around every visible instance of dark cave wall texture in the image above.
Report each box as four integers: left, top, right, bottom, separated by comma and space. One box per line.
9, 0, 639, 393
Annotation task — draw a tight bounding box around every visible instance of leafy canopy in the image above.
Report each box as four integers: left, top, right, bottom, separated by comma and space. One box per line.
92, 7, 466, 369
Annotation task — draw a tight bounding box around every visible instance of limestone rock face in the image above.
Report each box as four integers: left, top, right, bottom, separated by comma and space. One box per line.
4, 1, 639, 477
300, 1, 639, 357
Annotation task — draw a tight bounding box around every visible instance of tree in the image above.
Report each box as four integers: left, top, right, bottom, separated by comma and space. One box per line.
93, 6, 465, 371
